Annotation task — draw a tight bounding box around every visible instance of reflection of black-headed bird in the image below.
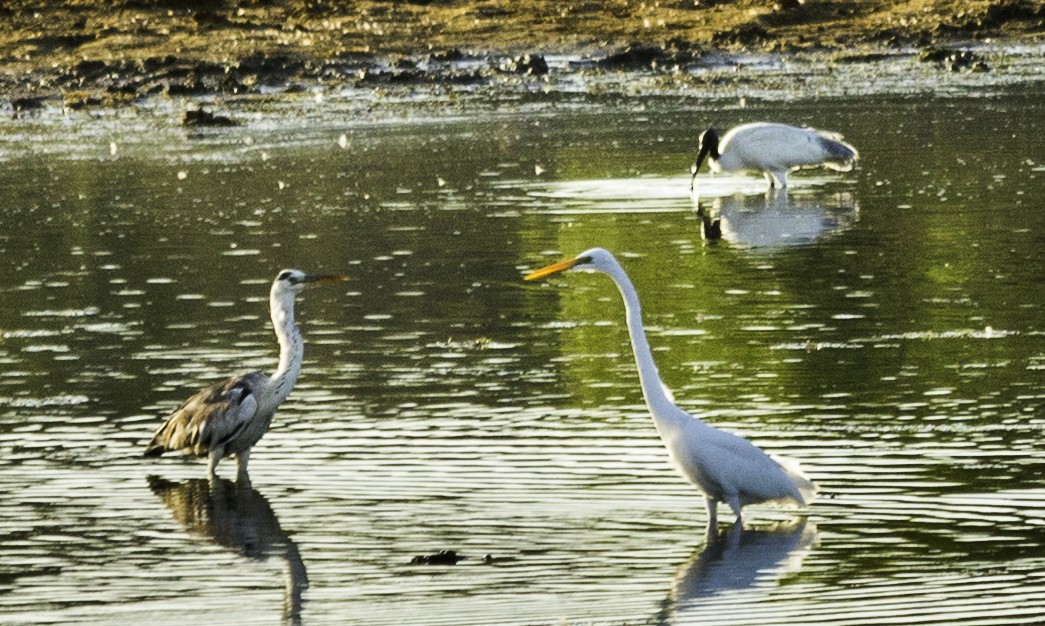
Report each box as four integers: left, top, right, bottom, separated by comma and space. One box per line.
148, 475, 308, 623
692, 123, 858, 190
695, 189, 859, 248
144, 269, 346, 479
656, 520, 817, 624
526, 249, 817, 525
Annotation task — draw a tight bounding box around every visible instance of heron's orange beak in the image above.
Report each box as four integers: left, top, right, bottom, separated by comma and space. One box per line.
304, 274, 349, 284
524, 258, 579, 281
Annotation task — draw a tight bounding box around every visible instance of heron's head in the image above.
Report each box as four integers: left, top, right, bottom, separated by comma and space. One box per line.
524, 247, 618, 281
691, 127, 720, 182
272, 269, 348, 298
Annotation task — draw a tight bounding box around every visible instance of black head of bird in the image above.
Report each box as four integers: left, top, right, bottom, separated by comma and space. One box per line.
691, 128, 721, 189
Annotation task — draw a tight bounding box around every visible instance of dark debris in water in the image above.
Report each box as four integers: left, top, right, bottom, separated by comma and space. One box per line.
355, 66, 486, 87
182, 107, 239, 128
499, 53, 549, 76
918, 46, 991, 72
595, 42, 702, 70
11, 95, 46, 113
432, 336, 492, 352
428, 48, 468, 63
410, 549, 465, 566
597, 44, 672, 70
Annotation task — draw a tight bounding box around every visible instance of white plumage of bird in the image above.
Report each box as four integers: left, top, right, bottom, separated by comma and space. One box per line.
525, 248, 816, 525
691, 122, 858, 190
144, 269, 347, 479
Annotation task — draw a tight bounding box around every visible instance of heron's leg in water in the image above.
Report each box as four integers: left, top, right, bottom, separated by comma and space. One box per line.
725, 518, 744, 549
236, 450, 251, 480
207, 449, 222, 480
726, 494, 744, 526
705, 496, 719, 527
767, 170, 788, 189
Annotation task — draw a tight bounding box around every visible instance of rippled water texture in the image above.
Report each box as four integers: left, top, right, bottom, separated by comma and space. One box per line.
1, 77, 1043, 625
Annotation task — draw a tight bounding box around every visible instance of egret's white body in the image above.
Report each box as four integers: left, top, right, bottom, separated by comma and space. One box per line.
526, 248, 816, 524
144, 269, 346, 479
692, 122, 858, 189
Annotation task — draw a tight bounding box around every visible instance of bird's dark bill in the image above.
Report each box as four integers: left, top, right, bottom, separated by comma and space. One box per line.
304, 274, 348, 283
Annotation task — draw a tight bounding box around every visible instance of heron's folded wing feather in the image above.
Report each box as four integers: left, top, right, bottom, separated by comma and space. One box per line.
147, 373, 261, 456
206, 389, 259, 450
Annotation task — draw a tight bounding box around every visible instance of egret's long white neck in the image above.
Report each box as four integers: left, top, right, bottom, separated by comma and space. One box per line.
269, 289, 304, 399
602, 261, 679, 422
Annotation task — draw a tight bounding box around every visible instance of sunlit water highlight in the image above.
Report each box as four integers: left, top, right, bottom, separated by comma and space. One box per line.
1, 79, 1043, 625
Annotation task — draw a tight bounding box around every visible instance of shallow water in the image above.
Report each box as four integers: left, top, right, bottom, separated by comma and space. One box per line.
1, 78, 1043, 625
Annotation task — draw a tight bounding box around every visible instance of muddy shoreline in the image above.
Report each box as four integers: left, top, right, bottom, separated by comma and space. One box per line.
1, 1, 1042, 114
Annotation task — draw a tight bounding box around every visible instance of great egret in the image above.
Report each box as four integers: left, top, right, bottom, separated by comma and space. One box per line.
525, 248, 816, 525
691, 122, 858, 190
144, 269, 347, 479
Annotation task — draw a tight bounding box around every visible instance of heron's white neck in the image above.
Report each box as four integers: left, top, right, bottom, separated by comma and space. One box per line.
269, 291, 304, 398
601, 261, 681, 426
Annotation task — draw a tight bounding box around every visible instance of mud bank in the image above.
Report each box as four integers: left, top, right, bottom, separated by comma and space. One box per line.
0, 1, 1042, 112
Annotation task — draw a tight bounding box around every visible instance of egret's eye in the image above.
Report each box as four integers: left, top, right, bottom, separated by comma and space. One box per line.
278, 271, 294, 282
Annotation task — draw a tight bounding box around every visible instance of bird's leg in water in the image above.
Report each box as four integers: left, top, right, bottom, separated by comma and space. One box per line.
705, 496, 719, 527
725, 519, 743, 549
207, 450, 222, 481
726, 494, 744, 526
236, 450, 251, 481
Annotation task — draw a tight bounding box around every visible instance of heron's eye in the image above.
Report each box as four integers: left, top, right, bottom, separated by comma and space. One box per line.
278, 271, 293, 281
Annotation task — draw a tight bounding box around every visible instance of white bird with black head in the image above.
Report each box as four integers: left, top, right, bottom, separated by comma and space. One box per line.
526, 248, 816, 525
144, 269, 347, 479
691, 122, 858, 190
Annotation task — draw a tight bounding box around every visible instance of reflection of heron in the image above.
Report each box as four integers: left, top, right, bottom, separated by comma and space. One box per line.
525, 249, 816, 525
658, 520, 817, 624
148, 475, 309, 624
691, 123, 858, 190
695, 188, 859, 248
144, 269, 347, 479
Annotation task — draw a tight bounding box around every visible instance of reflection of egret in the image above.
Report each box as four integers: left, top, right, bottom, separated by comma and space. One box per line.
148, 475, 308, 624
691, 123, 858, 190
659, 520, 817, 624
144, 269, 347, 479
525, 249, 816, 525
695, 188, 859, 248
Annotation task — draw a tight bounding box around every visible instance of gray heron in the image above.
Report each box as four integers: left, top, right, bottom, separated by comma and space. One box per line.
144, 269, 347, 479
691, 122, 858, 190
525, 248, 816, 525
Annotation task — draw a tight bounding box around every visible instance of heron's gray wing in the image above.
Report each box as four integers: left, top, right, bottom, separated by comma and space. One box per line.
198, 378, 261, 453
144, 372, 262, 458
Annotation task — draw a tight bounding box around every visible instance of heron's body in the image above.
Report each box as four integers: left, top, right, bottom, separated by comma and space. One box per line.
144, 269, 345, 479
693, 122, 858, 189
526, 248, 816, 524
